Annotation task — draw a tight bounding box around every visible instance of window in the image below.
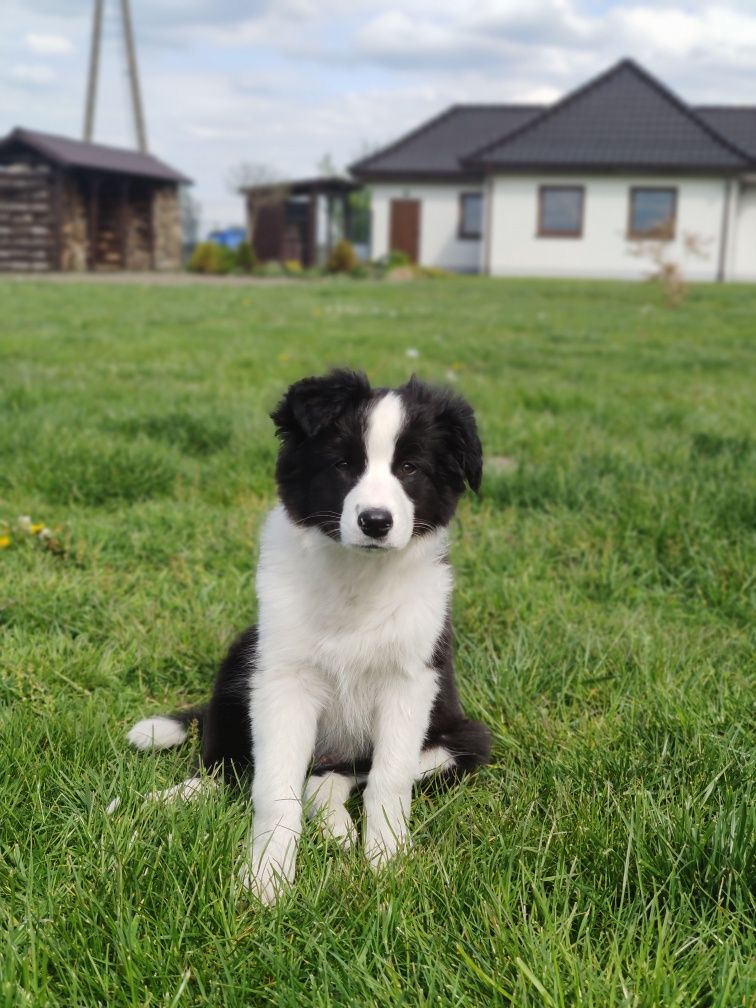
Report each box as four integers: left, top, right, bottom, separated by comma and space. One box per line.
628, 188, 677, 239
458, 192, 483, 239
538, 186, 584, 237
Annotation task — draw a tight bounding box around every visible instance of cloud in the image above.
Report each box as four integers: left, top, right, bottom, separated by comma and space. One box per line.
24, 32, 74, 55
10, 63, 56, 85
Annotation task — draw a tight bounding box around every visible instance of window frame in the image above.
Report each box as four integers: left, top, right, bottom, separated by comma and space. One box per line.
458, 191, 483, 240
627, 187, 678, 240
537, 185, 585, 239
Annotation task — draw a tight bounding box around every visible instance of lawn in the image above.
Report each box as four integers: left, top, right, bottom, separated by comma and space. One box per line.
1, 276, 754, 1007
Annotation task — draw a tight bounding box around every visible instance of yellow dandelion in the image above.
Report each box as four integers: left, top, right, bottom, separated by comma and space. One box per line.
30, 523, 45, 535
0, 535, 11, 549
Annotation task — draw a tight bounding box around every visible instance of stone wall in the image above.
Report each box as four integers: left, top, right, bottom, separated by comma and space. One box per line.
152, 185, 182, 270
60, 175, 87, 271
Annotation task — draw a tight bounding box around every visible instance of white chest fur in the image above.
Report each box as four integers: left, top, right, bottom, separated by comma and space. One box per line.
254, 506, 452, 757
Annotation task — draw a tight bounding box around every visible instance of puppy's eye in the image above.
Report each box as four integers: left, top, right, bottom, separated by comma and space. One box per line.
399, 462, 417, 475
335, 459, 350, 470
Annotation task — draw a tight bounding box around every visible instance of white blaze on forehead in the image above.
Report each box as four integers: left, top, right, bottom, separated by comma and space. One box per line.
364, 392, 405, 467
339, 391, 414, 549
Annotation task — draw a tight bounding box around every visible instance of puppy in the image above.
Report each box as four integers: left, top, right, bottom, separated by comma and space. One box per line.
125, 369, 491, 903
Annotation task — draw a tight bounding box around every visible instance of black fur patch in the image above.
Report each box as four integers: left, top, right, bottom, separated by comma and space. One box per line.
271, 369, 373, 538
394, 375, 483, 533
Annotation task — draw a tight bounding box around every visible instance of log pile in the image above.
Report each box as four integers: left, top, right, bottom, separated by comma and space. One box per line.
60, 177, 87, 271
0, 158, 53, 271
152, 185, 182, 270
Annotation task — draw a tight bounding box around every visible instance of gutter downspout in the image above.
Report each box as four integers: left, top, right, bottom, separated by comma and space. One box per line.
482, 173, 494, 276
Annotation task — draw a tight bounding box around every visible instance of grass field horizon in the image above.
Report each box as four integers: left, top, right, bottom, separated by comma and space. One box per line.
1, 276, 754, 1006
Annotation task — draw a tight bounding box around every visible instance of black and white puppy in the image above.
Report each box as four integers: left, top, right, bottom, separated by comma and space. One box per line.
124, 370, 491, 903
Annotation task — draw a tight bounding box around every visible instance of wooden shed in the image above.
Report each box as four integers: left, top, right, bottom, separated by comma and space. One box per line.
242, 177, 360, 268
0, 127, 191, 272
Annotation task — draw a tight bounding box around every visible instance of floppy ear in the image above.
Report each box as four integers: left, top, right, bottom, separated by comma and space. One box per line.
440, 392, 483, 494
271, 368, 371, 440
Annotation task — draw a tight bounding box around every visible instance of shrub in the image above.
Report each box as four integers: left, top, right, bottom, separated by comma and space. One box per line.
326, 239, 358, 274
253, 261, 286, 278
187, 241, 234, 275
628, 231, 711, 308
386, 249, 411, 268
283, 259, 303, 275
233, 241, 257, 273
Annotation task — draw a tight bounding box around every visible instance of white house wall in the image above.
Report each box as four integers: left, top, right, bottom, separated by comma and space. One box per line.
487, 175, 729, 281
370, 183, 482, 272
732, 183, 756, 282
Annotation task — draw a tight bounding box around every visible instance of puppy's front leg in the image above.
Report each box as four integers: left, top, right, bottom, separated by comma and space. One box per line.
240, 669, 320, 904
363, 666, 437, 869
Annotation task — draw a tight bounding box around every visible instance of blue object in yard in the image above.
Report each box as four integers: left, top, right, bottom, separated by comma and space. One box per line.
207, 226, 246, 249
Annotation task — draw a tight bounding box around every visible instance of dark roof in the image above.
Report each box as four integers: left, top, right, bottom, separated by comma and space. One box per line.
241, 176, 360, 196
695, 106, 756, 160
0, 127, 191, 183
466, 60, 751, 173
350, 104, 543, 181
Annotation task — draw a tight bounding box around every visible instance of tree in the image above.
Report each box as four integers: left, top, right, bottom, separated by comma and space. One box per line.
316, 153, 341, 178
225, 161, 283, 195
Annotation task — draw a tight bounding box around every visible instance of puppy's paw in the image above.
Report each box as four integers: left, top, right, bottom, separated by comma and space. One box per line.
363, 828, 411, 871
317, 806, 357, 849
238, 857, 293, 905
238, 839, 297, 905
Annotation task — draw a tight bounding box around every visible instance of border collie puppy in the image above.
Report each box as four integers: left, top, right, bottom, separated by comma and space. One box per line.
124, 370, 491, 903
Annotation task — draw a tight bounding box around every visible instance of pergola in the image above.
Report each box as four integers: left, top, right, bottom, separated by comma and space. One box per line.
241, 176, 361, 267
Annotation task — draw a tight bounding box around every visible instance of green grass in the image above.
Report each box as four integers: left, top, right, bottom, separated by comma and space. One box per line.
1, 276, 754, 1007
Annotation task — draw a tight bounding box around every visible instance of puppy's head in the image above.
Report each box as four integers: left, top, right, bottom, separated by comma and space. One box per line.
271, 369, 482, 551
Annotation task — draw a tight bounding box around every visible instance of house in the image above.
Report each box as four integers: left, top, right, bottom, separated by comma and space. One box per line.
0, 127, 191, 272
241, 176, 360, 267
350, 60, 756, 282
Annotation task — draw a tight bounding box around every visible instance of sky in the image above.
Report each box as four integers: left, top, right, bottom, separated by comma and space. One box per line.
3, 1, 756, 231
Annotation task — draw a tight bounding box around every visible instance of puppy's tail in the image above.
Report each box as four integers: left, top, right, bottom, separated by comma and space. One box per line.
126, 705, 207, 752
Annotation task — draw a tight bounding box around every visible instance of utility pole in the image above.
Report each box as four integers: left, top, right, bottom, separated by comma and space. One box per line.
82, 0, 149, 152
83, 0, 103, 141
120, 0, 148, 152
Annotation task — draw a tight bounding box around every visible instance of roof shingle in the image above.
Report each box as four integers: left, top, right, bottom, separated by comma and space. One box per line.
350, 105, 543, 180
1, 127, 191, 184
694, 106, 756, 160
465, 60, 750, 173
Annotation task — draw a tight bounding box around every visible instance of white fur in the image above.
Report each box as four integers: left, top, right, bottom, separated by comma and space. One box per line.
106, 775, 218, 815
418, 746, 455, 777
241, 503, 451, 902
127, 716, 188, 751
304, 771, 358, 846
340, 392, 415, 550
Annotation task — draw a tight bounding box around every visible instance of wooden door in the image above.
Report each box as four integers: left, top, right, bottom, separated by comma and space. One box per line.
252, 201, 285, 262
389, 199, 420, 263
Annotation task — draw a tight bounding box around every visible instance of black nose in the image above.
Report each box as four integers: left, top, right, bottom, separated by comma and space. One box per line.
358, 508, 393, 539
